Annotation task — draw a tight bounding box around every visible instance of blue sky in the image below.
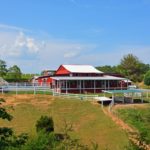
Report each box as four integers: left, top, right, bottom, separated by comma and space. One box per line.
0, 0, 150, 73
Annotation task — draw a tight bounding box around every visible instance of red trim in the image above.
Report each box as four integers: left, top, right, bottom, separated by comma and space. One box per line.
38, 78, 43, 86
36, 75, 51, 79
55, 65, 70, 75
47, 77, 53, 83
37, 77, 53, 86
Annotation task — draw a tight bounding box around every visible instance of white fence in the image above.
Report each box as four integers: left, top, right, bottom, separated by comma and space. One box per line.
0, 82, 52, 95
53, 91, 98, 100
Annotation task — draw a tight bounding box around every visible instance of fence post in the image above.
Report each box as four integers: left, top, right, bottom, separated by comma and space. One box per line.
24, 82, 27, 94
52, 89, 54, 96
16, 83, 18, 95
34, 85, 36, 95
2, 87, 3, 94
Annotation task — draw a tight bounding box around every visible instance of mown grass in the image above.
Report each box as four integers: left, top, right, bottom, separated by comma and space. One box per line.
0, 94, 129, 150
116, 105, 150, 144
5, 90, 53, 95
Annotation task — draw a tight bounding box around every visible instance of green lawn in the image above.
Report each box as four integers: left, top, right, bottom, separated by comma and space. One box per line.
6, 90, 53, 95
0, 94, 129, 150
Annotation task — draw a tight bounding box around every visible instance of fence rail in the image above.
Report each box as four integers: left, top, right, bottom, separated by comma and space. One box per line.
0, 83, 52, 95
53, 91, 98, 100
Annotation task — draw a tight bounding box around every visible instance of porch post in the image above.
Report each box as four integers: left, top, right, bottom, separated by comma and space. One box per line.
59, 80, 61, 93
94, 80, 96, 93
80, 80, 81, 93
66, 80, 68, 94
127, 79, 129, 89
108, 80, 110, 90
57, 80, 58, 93
121, 80, 122, 90
83, 80, 85, 93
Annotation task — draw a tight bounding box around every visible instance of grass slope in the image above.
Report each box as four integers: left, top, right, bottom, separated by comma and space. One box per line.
116, 105, 150, 144
0, 94, 128, 150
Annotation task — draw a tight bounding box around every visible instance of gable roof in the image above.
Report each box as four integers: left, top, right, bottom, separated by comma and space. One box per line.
62, 65, 103, 74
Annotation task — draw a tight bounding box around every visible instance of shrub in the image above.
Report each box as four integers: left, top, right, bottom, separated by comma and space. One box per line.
21, 132, 58, 150
36, 116, 54, 133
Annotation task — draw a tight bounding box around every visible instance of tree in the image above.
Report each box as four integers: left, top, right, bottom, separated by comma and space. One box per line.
144, 70, 150, 86
0, 98, 28, 149
119, 54, 144, 82
139, 63, 150, 74
24, 118, 94, 150
0, 59, 7, 77
96, 65, 117, 73
36, 116, 54, 133
6, 65, 22, 81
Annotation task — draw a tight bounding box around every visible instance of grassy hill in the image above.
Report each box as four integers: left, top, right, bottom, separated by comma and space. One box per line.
116, 104, 150, 145
0, 94, 129, 150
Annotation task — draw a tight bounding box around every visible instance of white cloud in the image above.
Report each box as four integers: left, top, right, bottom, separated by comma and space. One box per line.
0, 44, 21, 57
0, 23, 30, 32
0, 25, 95, 72
15, 32, 26, 47
64, 51, 79, 58
0, 32, 21, 57
15, 32, 41, 53
37, 40, 95, 71
26, 38, 39, 53
0, 23, 150, 73
72, 45, 150, 67
0, 31, 43, 59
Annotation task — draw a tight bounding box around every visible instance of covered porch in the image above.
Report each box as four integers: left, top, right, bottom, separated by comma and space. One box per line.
51, 76, 128, 94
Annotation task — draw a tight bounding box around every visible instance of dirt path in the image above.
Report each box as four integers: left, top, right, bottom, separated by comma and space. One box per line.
102, 107, 135, 133
102, 105, 150, 150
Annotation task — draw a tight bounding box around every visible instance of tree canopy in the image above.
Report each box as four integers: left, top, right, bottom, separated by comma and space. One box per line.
144, 70, 150, 86
96, 65, 118, 73
118, 54, 149, 82
96, 54, 150, 83
0, 59, 7, 77
36, 116, 54, 133
6, 65, 22, 81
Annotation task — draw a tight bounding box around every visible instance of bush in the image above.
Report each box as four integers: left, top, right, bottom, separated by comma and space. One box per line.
21, 132, 58, 150
36, 116, 54, 133
23, 121, 91, 150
